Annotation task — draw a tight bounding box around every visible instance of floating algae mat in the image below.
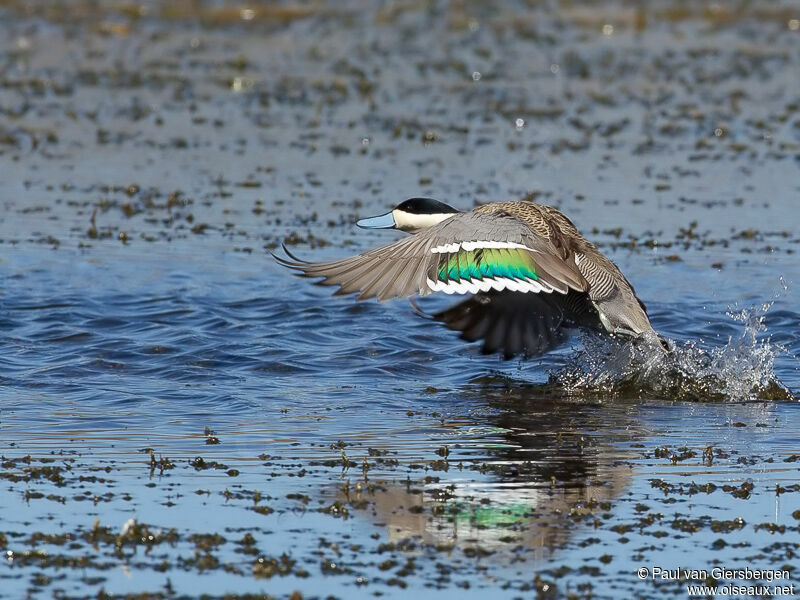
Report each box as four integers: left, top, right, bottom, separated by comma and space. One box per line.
0, 1, 799, 598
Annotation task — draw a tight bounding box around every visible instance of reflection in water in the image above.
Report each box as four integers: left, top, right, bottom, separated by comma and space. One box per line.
337, 389, 636, 561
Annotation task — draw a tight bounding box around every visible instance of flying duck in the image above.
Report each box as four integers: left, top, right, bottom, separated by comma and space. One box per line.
274, 198, 664, 358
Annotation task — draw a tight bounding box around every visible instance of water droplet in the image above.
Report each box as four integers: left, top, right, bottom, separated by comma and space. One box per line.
550, 63, 560, 74
471, 71, 481, 81
515, 118, 525, 130
361, 137, 370, 146
602, 24, 614, 35
714, 127, 724, 137
230, 77, 254, 93
189, 38, 200, 49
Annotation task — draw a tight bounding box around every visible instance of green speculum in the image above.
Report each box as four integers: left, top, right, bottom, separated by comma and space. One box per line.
437, 248, 538, 283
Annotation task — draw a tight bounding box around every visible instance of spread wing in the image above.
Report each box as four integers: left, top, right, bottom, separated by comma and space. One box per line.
431, 289, 601, 359
274, 212, 588, 302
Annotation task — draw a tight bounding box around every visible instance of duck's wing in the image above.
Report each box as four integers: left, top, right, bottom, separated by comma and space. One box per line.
431, 289, 600, 359
274, 212, 588, 302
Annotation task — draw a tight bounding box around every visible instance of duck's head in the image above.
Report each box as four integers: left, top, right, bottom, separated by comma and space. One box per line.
357, 198, 460, 234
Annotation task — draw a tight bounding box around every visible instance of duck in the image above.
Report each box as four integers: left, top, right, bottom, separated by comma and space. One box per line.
274, 198, 665, 358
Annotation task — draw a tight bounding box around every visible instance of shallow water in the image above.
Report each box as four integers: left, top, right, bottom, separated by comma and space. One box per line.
1, 1, 800, 598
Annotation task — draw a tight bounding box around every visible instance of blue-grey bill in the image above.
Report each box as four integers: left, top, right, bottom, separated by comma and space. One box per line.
357, 211, 396, 229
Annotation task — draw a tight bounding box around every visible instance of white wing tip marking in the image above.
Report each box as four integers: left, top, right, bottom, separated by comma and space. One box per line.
428, 275, 560, 295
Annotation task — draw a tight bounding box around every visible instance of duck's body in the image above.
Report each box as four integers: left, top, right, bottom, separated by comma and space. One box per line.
275, 199, 662, 358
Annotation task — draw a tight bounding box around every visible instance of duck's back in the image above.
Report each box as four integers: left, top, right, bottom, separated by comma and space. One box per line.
475, 201, 656, 338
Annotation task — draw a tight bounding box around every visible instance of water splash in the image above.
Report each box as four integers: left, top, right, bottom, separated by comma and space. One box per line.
553, 302, 795, 402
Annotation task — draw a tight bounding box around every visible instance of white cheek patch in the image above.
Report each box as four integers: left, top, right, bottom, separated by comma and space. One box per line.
393, 210, 455, 231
